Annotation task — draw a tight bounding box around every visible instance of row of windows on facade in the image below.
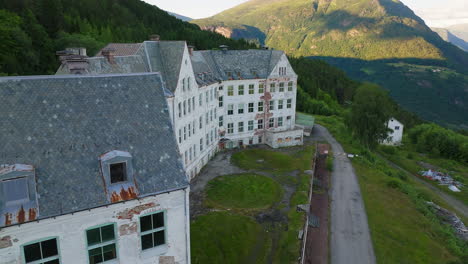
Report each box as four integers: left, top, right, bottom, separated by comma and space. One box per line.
223, 116, 292, 134
177, 87, 217, 118
183, 128, 218, 165
19, 211, 166, 264
226, 82, 294, 96
0, 153, 136, 210
178, 108, 217, 144
223, 99, 293, 115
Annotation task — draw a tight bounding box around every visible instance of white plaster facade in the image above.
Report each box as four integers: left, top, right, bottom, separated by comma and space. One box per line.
0, 189, 190, 264
383, 118, 404, 145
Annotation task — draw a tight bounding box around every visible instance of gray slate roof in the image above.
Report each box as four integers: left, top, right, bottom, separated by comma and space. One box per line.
0, 73, 188, 220
190, 49, 286, 86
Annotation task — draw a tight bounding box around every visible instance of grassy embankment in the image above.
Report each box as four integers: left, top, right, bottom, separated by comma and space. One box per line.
314, 114, 468, 264
191, 146, 315, 264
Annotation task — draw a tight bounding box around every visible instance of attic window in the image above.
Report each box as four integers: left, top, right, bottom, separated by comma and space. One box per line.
3, 178, 29, 206
395, 126, 400, 130
226, 71, 233, 79
110, 162, 127, 184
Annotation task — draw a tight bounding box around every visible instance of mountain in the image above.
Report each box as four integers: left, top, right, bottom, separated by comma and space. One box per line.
0, 0, 253, 75
167, 11, 192, 22
193, 0, 468, 129
448, 23, 468, 42
432, 27, 468, 51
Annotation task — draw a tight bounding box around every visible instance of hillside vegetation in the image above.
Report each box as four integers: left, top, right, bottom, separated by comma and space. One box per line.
0, 0, 254, 75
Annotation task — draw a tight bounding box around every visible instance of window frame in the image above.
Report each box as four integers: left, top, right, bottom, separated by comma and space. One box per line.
139, 210, 167, 252
108, 162, 128, 185
85, 223, 118, 264
238, 85, 244, 95
22, 236, 61, 264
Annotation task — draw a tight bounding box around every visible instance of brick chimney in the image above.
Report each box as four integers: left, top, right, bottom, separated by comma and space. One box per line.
101, 48, 116, 64
149, 34, 160, 41
188, 45, 195, 56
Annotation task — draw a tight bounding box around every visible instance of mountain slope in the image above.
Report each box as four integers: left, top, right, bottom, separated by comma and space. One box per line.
168, 11, 192, 22
432, 27, 468, 51
193, 0, 468, 71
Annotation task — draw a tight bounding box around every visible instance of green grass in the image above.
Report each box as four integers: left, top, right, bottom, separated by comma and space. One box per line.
191, 212, 270, 264
205, 173, 283, 210
312, 113, 468, 263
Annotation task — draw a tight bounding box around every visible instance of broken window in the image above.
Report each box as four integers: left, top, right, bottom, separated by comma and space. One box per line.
23, 238, 60, 264
238, 104, 244, 114
140, 211, 166, 250
110, 162, 127, 184
228, 104, 234, 115
87, 224, 117, 264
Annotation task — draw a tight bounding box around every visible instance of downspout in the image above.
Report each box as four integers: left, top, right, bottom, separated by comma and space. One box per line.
184, 186, 191, 264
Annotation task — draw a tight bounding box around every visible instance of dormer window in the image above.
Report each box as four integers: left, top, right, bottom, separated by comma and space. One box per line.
0, 164, 38, 227
110, 162, 127, 184
99, 151, 138, 202
226, 71, 233, 79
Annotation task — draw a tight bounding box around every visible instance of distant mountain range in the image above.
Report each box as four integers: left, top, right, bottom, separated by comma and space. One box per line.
167, 11, 192, 22
432, 24, 468, 52
193, 0, 468, 129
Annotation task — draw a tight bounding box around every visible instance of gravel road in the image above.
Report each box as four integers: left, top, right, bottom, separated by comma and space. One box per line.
313, 125, 376, 264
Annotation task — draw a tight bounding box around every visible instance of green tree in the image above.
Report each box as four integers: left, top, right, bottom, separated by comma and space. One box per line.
346, 83, 392, 148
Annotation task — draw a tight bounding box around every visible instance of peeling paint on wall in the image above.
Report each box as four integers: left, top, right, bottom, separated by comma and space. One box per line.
116, 202, 156, 220
110, 186, 138, 203
119, 223, 138, 236
0, 236, 13, 249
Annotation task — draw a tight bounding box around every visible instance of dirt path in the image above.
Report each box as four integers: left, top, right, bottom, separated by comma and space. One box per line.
379, 154, 468, 219
313, 125, 376, 264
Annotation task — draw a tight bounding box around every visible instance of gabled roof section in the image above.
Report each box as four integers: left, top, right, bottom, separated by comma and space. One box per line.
95, 43, 143, 57
0, 73, 188, 223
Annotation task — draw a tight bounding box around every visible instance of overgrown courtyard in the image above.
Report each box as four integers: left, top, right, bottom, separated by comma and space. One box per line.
190, 143, 315, 264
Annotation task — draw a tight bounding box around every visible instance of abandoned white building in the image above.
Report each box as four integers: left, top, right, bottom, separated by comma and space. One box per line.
0, 74, 191, 264
382, 118, 404, 145
56, 37, 303, 180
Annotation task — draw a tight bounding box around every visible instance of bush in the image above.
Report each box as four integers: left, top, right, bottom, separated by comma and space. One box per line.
387, 179, 403, 189
380, 145, 397, 155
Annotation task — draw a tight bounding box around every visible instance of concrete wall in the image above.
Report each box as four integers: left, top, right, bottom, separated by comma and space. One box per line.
383, 118, 403, 145
266, 127, 304, 149
0, 189, 190, 264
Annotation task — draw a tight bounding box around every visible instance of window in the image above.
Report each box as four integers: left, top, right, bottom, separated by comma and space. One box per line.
395, 126, 400, 130
199, 116, 203, 129
227, 123, 234, 134
206, 91, 209, 103
140, 211, 166, 250
178, 129, 182, 143
270, 83, 276, 93
259, 136, 263, 143
178, 103, 181, 118
278, 117, 283, 127
210, 130, 214, 142
259, 83, 264, 94
278, 100, 284, 110
219, 86, 223, 91
206, 113, 209, 125
183, 101, 186, 116
248, 120, 254, 131
184, 126, 187, 140
199, 94, 202, 106
193, 120, 196, 135
270, 100, 275, 111
279, 67, 286, 75
279, 82, 285, 92
23, 238, 60, 264
238, 122, 244, 133
249, 84, 255, 94
228, 86, 234, 96
238, 104, 244, 114
206, 134, 209, 145
110, 163, 126, 184
188, 124, 192, 137
192, 97, 195, 111
188, 99, 191, 114
200, 138, 204, 151
188, 77, 191, 90
258, 119, 264, 129
219, 116, 224, 127
248, 103, 254, 113
210, 89, 214, 101
189, 147, 192, 161
86, 224, 117, 264
258, 102, 264, 112
238, 85, 244, 95
288, 81, 293, 91
226, 71, 233, 79
3, 178, 29, 206
228, 104, 234, 115
182, 78, 186, 92
269, 118, 275, 128
219, 96, 223, 107
287, 99, 292, 109
210, 110, 213, 122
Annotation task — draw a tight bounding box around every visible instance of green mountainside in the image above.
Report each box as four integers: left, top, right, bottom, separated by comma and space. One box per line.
0, 0, 254, 75
194, 0, 468, 129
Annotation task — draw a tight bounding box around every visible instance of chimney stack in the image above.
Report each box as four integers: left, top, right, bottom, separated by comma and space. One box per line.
219, 45, 229, 53
66, 47, 87, 56
101, 48, 116, 64
56, 49, 89, 74
149, 34, 160, 41
188, 45, 195, 56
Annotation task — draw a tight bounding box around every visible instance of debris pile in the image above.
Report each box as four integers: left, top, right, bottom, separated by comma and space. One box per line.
419, 169, 463, 192
427, 202, 468, 241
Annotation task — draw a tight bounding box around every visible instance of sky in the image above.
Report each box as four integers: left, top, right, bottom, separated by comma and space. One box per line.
146, 0, 468, 28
